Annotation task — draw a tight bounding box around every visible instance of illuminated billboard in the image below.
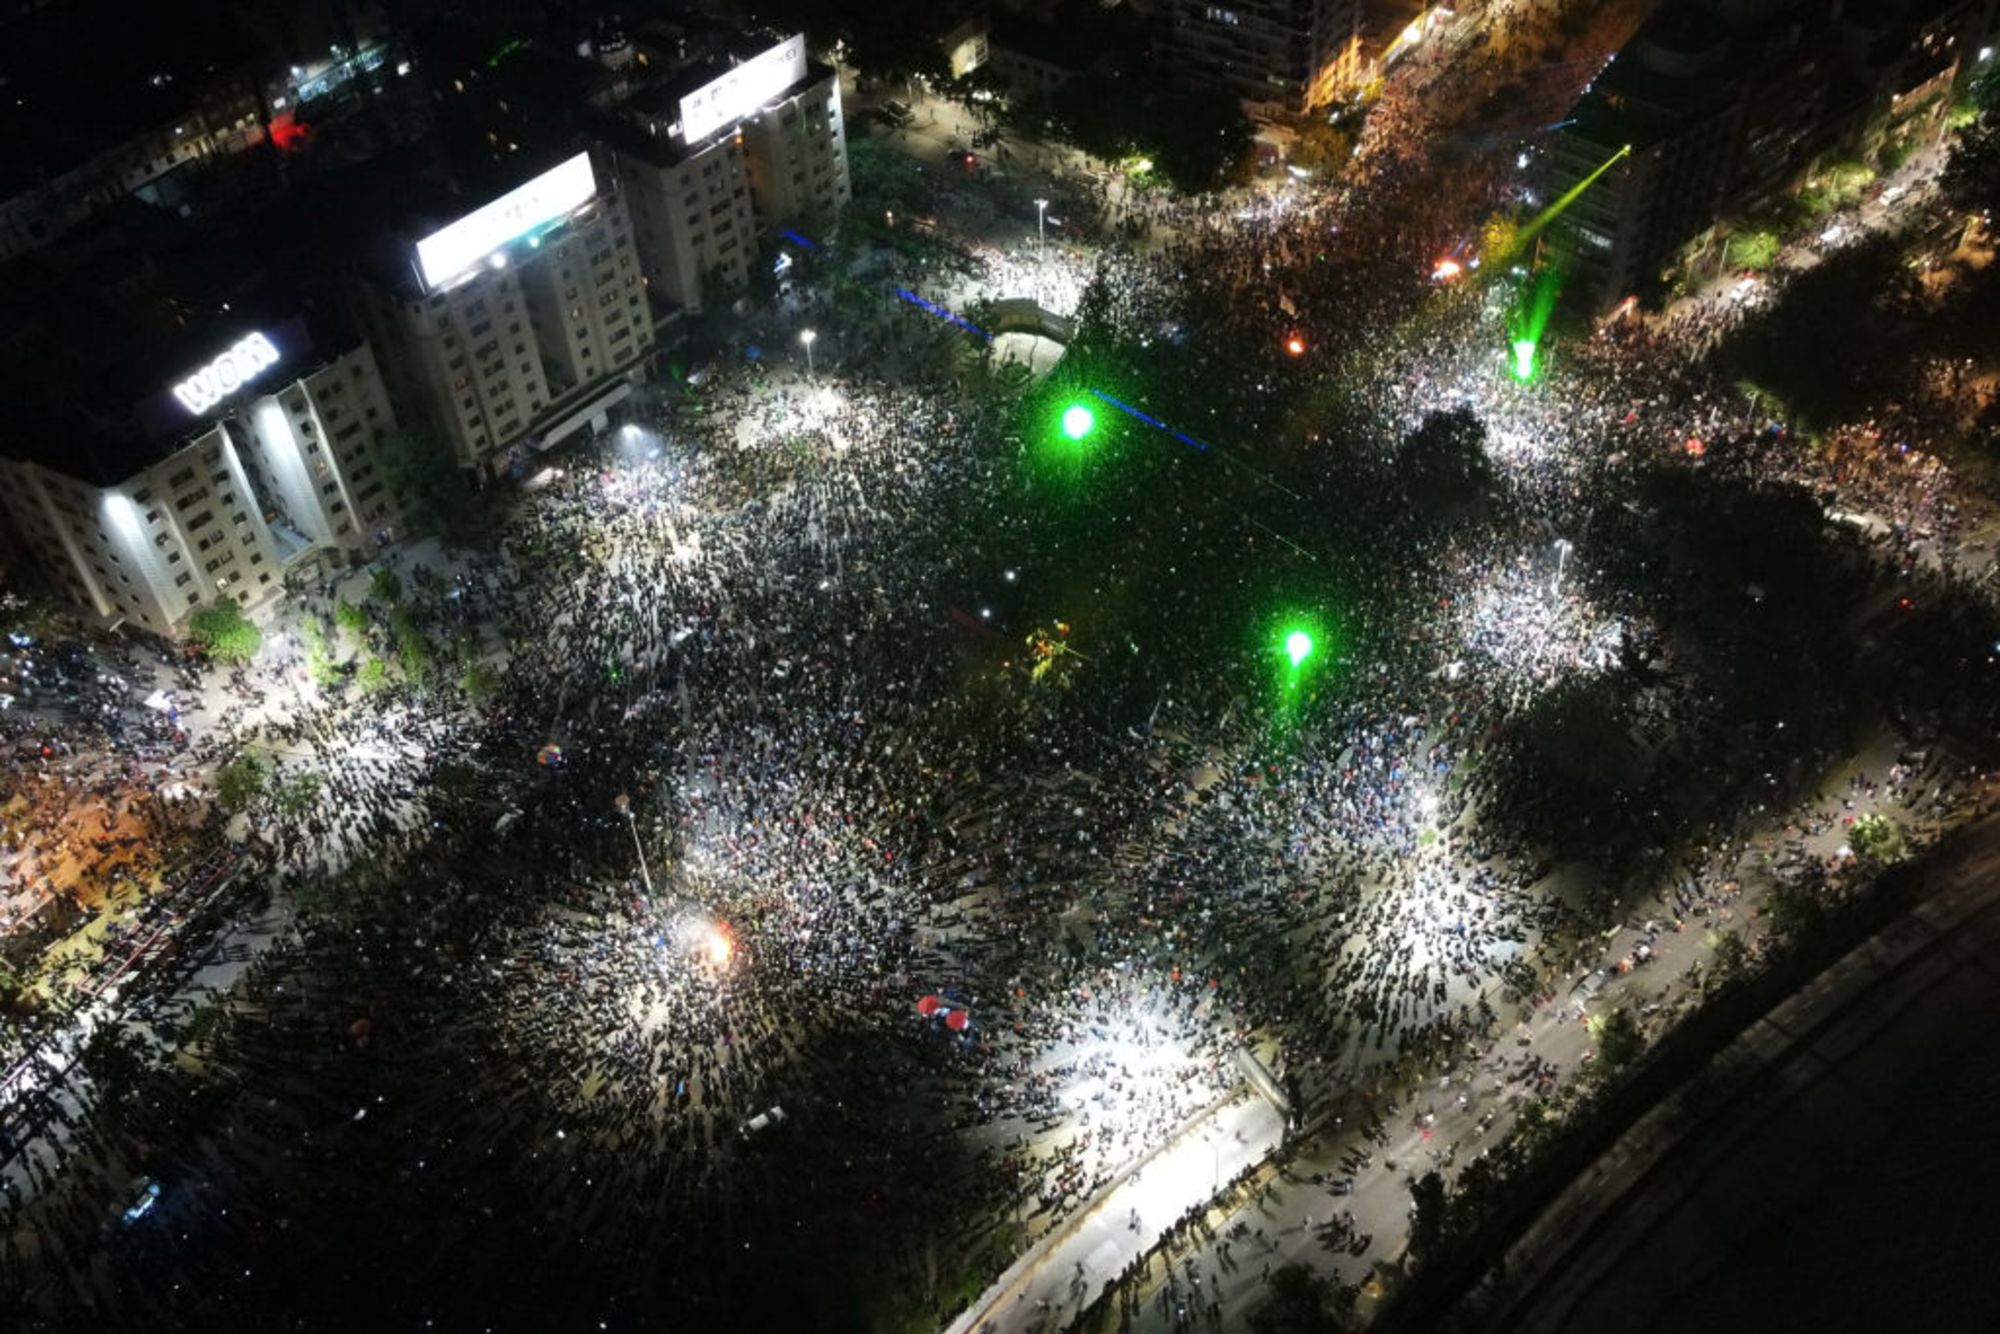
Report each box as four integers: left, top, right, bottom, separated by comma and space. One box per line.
678, 34, 807, 144
414, 152, 598, 291
171, 331, 282, 415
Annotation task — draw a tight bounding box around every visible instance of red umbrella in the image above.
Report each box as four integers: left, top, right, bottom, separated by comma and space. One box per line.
916, 994, 943, 1017
944, 1009, 970, 1032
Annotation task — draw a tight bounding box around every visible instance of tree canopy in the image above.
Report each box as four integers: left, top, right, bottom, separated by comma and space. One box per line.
187, 598, 262, 664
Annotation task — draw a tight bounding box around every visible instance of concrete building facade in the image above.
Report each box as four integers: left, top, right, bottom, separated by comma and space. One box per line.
598, 35, 849, 314
1161, 0, 1363, 113
348, 154, 655, 475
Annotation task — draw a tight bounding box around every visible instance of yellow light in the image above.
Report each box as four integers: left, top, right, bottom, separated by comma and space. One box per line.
706, 929, 733, 966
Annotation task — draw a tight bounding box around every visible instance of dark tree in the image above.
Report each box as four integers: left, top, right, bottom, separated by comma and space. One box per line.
1399, 406, 1494, 511
1250, 1263, 1355, 1334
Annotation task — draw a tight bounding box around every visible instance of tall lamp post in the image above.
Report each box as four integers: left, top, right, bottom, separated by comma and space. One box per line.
1034, 198, 1049, 301
614, 792, 655, 899
1552, 538, 1574, 596
799, 327, 817, 380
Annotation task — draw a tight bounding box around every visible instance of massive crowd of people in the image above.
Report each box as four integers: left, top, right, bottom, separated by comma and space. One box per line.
0, 42, 1995, 1331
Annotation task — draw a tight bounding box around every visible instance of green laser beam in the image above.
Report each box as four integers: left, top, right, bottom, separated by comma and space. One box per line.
1514, 143, 1631, 254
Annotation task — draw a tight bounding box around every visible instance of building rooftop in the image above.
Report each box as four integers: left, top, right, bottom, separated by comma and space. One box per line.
0, 190, 368, 485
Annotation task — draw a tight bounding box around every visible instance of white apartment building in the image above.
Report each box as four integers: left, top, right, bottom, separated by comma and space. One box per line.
0, 426, 283, 640
233, 343, 404, 554
612, 120, 759, 312
739, 67, 851, 232
0, 330, 404, 638
350, 152, 655, 475
600, 33, 850, 314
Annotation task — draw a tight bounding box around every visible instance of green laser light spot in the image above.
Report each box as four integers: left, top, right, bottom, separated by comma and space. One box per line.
1061, 404, 1095, 441
1285, 630, 1315, 667
1511, 339, 1538, 383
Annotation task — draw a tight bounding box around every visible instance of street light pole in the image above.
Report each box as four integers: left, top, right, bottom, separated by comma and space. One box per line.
1553, 539, 1573, 596
799, 327, 817, 380
614, 793, 655, 899
1034, 198, 1048, 302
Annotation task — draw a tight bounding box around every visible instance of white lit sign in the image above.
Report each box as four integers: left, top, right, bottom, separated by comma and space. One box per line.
677, 34, 807, 144
414, 152, 598, 291
171, 331, 281, 415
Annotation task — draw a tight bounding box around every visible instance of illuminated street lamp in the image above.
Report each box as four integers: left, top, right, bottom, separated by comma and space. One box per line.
799, 328, 817, 379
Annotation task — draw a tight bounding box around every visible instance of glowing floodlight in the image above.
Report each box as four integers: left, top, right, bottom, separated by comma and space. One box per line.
1061, 403, 1096, 441
1511, 338, 1538, 383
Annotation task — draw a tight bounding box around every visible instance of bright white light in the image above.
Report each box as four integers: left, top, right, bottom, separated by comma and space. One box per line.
414, 152, 596, 291
798, 329, 817, 346
677, 34, 807, 143
705, 928, 733, 967
171, 331, 281, 415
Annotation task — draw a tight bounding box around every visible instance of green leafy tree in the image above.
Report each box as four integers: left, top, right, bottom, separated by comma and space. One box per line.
1407, 1171, 1449, 1265
847, 136, 933, 217
1706, 927, 1749, 983
1589, 1006, 1645, 1074
460, 662, 498, 701
275, 770, 322, 816
397, 624, 431, 683
335, 600, 370, 641
79, 1024, 147, 1127
376, 426, 488, 547
215, 752, 270, 811
188, 599, 262, 664
358, 658, 391, 694
1850, 812, 1907, 867
1725, 228, 1780, 271
369, 567, 403, 607
1287, 120, 1352, 177
1400, 406, 1494, 512
1249, 1262, 1354, 1333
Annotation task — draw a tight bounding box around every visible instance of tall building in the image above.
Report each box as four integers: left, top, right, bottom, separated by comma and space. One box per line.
1161, 0, 1364, 113
1547, 0, 1995, 312
347, 151, 656, 475
0, 316, 404, 638
595, 33, 850, 314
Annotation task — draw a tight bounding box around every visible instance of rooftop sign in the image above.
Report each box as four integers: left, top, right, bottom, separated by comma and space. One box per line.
414, 152, 598, 291
171, 331, 282, 415
678, 34, 807, 144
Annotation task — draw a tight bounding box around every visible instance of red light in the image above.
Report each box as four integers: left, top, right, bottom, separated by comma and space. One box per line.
270, 112, 309, 153
1432, 258, 1462, 281
1685, 437, 1706, 457
1285, 335, 1306, 356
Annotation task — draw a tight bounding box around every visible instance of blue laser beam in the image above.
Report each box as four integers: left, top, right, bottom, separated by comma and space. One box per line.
895, 288, 992, 341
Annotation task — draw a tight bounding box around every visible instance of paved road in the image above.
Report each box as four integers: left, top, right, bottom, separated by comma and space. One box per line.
947, 1091, 1285, 1334
1482, 811, 2000, 1333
